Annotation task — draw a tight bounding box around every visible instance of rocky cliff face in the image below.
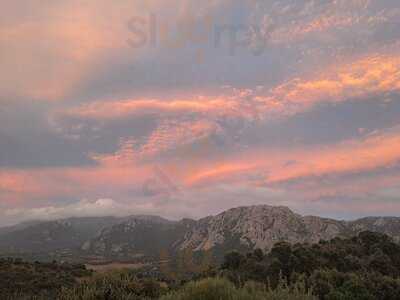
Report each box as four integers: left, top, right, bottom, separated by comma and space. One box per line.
179, 206, 351, 253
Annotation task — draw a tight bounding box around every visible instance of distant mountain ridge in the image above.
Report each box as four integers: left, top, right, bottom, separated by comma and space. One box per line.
0, 205, 399, 260
0, 217, 120, 254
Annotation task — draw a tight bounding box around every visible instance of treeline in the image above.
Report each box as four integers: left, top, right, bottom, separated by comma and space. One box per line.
1, 231, 400, 299
220, 231, 400, 299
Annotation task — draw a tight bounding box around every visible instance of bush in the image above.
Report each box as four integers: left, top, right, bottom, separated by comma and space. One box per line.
160, 277, 316, 300
59, 270, 166, 300
0, 258, 91, 299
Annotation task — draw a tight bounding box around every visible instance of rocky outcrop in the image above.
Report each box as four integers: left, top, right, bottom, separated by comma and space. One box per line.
179, 206, 351, 252
348, 217, 400, 243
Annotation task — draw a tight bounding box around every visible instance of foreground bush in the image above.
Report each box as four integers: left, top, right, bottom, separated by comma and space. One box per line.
309, 269, 400, 300
59, 270, 165, 300
3, 232, 400, 299
0, 258, 91, 299
160, 277, 316, 300
59, 276, 315, 300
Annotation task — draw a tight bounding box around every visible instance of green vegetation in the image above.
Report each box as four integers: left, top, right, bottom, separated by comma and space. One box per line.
59, 271, 166, 300
0, 258, 91, 299
221, 231, 400, 299
160, 278, 315, 300
1, 231, 399, 299
57, 274, 314, 300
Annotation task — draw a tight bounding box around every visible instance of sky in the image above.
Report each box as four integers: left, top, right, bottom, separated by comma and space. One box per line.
1, 0, 400, 226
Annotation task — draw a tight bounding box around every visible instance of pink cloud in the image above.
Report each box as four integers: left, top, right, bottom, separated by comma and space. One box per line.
185, 127, 400, 190
62, 97, 237, 120
60, 52, 400, 125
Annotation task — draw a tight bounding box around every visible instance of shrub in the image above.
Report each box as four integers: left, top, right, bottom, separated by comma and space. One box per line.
160, 277, 316, 300
59, 270, 166, 300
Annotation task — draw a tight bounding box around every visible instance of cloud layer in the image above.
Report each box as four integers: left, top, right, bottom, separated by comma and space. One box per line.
1, 0, 400, 226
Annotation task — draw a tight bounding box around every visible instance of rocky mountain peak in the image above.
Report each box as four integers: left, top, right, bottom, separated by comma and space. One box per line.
1, 205, 399, 260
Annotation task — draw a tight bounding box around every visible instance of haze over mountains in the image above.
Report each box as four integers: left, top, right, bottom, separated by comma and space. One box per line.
0, 205, 399, 261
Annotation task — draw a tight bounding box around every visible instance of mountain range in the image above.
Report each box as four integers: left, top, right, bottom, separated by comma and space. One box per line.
0, 205, 399, 261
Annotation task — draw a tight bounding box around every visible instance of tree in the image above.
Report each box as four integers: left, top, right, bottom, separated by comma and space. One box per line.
222, 251, 245, 271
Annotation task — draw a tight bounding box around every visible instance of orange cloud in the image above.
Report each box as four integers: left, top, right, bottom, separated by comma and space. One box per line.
267, 0, 398, 45
50, 52, 400, 171
185, 127, 400, 188
139, 119, 218, 157
255, 53, 400, 118
61, 52, 400, 125
0, 170, 76, 203
266, 131, 400, 184
63, 97, 236, 120
2, 126, 400, 206
0, 140, 152, 204
186, 162, 257, 185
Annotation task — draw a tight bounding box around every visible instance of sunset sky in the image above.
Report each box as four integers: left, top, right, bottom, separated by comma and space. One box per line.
1, 0, 400, 226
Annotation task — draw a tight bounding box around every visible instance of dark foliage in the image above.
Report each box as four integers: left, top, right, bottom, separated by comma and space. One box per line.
0, 258, 91, 299
59, 270, 167, 300
1, 231, 400, 299
221, 231, 400, 299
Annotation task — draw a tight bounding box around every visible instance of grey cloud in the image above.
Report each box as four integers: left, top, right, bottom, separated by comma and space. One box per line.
0, 100, 95, 168
238, 94, 400, 149
64, 0, 400, 104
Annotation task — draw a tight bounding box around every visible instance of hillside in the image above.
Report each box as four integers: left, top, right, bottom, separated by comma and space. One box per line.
82, 216, 192, 258
0, 217, 120, 258
0, 205, 399, 261
2, 231, 400, 299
